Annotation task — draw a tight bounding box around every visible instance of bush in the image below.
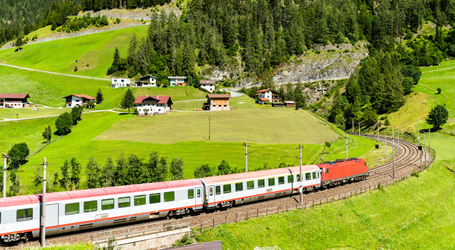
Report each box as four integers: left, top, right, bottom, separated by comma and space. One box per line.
74, 66, 78, 72
133, 108, 139, 115
437, 87, 442, 94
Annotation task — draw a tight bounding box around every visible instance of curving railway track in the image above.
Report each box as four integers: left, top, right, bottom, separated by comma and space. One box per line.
7, 134, 432, 249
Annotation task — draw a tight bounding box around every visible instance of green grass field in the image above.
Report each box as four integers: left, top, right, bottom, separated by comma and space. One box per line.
0, 108, 66, 119
0, 25, 148, 78
0, 65, 207, 109
1, 109, 377, 195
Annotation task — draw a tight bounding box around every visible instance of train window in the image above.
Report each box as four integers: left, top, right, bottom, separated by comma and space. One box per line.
223, 184, 231, 194
235, 183, 243, 192
258, 179, 265, 188
216, 186, 221, 195
197, 189, 201, 198
278, 176, 285, 185
102, 199, 114, 210
118, 197, 130, 208
296, 174, 300, 181
210, 187, 213, 196
288, 175, 293, 183
150, 193, 160, 204
268, 178, 275, 186
65, 203, 79, 215
0, 212, 1, 224
188, 189, 194, 199
305, 173, 311, 180
134, 195, 146, 206
84, 201, 98, 212
17, 208, 33, 221
326, 169, 329, 174
164, 192, 175, 202
317, 172, 320, 178
247, 181, 254, 190
313, 172, 316, 179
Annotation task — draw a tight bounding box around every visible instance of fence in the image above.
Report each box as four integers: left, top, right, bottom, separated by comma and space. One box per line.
91, 217, 192, 244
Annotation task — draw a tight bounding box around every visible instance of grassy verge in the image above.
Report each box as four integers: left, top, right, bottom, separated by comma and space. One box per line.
196, 138, 455, 249
25, 243, 94, 250
0, 108, 66, 119
0, 25, 148, 78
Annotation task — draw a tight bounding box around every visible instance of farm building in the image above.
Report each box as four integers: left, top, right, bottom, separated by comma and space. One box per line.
204, 94, 230, 111
134, 95, 173, 115
272, 102, 284, 108
200, 80, 216, 92
111, 78, 130, 88
256, 89, 282, 104
136, 75, 158, 87
0, 93, 30, 108
63, 94, 96, 108
284, 101, 296, 108
168, 76, 187, 86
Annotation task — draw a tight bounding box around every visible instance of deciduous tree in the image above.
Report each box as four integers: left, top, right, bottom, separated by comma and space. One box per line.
426, 105, 448, 130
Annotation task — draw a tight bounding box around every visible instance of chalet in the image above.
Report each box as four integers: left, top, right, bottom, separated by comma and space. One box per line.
284, 101, 296, 108
272, 102, 284, 108
256, 89, 282, 104
111, 78, 130, 88
136, 75, 158, 87
200, 80, 216, 92
63, 94, 96, 108
0, 93, 30, 108
204, 94, 230, 111
134, 95, 173, 115
168, 76, 187, 86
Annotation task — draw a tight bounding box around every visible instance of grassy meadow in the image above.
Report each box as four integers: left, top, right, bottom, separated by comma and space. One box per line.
0, 65, 207, 109
0, 25, 148, 78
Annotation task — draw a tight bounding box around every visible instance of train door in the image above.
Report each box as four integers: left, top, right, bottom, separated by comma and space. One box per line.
45, 204, 59, 227
208, 186, 215, 204
196, 187, 202, 204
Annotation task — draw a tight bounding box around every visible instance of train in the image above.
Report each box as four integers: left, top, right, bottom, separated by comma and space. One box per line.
0, 158, 368, 243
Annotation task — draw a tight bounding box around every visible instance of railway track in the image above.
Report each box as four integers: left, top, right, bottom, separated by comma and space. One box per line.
8, 134, 432, 249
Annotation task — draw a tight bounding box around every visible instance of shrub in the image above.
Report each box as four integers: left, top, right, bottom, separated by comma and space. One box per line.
55, 112, 73, 135
437, 87, 442, 94
74, 66, 78, 72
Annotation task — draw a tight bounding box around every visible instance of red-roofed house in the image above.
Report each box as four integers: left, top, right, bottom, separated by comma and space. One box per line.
134, 95, 173, 115
256, 89, 282, 104
0, 93, 30, 108
63, 94, 96, 108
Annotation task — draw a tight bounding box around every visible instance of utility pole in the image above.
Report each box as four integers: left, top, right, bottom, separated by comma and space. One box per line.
401, 123, 403, 141
358, 122, 360, 136
299, 143, 303, 206
2, 153, 6, 198
376, 144, 379, 166
208, 115, 211, 140
424, 132, 427, 165
418, 125, 420, 146
392, 126, 395, 179
244, 142, 248, 172
345, 136, 348, 159
41, 157, 47, 247
428, 129, 431, 157
385, 132, 388, 162
352, 119, 354, 133
377, 125, 379, 141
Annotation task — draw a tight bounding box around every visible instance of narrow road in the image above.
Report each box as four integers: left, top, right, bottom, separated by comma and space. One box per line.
0, 63, 110, 81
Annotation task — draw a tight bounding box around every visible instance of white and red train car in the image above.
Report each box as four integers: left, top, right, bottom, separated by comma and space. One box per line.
0, 158, 367, 243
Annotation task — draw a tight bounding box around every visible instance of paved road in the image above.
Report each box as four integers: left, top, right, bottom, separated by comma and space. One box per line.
0, 63, 110, 81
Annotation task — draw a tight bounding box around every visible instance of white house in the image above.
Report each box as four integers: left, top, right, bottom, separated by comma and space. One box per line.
200, 80, 216, 92
168, 76, 187, 86
0, 93, 30, 108
63, 94, 96, 108
112, 78, 130, 88
136, 75, 158, 87
134, 95, 173, 115
256, 89, 282, 104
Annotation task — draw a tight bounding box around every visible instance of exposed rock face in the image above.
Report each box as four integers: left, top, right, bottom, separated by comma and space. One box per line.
272, 42, 368, 85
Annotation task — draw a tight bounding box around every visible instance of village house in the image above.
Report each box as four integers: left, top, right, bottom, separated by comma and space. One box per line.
63, 94, 96, 108
204, 94, 230, 111
134, 95, 173, 115
256, 89, 282, 104
168, 76, 187, 86
135, 75, 158, 87
284, 101, 296, 108
0, 93, 30, 108
200, 80, 216, 92
111, 78, 130, 88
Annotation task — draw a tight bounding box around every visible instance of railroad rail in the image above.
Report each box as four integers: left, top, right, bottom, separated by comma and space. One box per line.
8, 134, 432, 249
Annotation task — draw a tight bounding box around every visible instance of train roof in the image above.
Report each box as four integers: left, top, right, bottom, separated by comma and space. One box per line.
317, 158, 365, 169
0, 179, 202, 208
201, 165, 320, 184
